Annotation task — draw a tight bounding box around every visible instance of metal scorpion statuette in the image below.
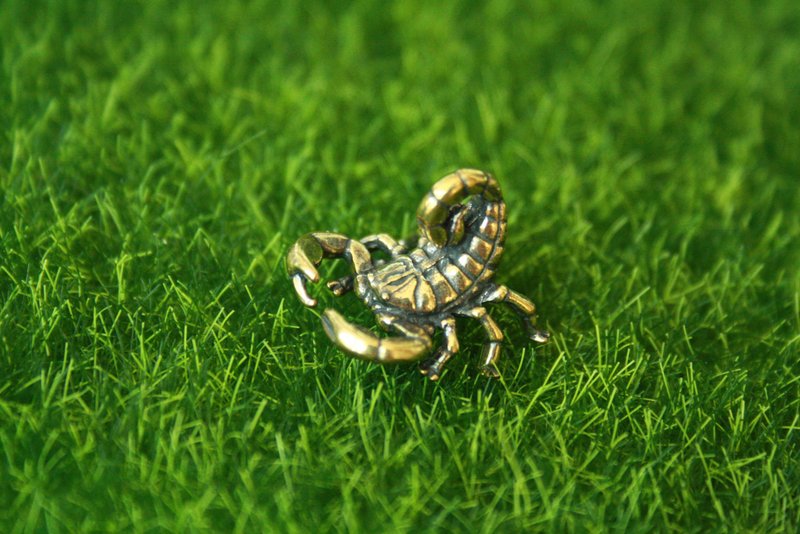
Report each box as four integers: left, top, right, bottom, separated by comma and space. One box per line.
286, 169, 549, 380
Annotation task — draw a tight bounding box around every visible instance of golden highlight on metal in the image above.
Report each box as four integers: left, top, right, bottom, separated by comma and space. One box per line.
286, 169, 549, 380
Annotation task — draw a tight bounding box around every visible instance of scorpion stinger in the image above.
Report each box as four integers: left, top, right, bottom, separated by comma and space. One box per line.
286, 169, 550, 381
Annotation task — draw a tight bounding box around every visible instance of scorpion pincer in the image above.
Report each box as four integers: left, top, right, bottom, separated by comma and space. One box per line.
286, 169, 549, 380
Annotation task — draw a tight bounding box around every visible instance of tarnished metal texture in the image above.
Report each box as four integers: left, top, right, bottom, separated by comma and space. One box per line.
286, 169, 550, 380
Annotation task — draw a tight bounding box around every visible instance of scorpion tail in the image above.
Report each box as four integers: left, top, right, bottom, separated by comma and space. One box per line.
416, 169, 502, 247
320, 309, 432, 363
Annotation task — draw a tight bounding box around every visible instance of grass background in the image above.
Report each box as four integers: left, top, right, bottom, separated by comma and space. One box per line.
1, 0, 799, 531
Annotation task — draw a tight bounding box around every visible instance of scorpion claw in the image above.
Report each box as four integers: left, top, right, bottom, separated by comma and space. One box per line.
287, 235, 327, 307
286, 235, 323, 280
292, 273, 318, 307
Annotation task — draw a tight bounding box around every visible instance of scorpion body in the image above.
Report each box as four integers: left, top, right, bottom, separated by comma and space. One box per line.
287, 169, 549, 380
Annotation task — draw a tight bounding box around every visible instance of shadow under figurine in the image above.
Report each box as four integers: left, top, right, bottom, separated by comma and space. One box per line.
286, 169, 549, 380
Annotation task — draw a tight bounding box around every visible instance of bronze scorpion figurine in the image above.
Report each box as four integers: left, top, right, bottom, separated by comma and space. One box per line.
287, 169, 549, 380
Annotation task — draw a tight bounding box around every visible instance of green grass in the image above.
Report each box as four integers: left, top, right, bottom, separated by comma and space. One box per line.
1, 0, 799, 531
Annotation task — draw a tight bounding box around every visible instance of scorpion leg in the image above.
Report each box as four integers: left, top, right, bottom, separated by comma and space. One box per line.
398, 234, 419, 251
287, 232, 372, 307
463, 307, 504, 378
326, 275, 355, 296
419, 317, 459, 381
327, 233, 407, 296
321, 310, 432, 363
361, 233, 408, 256
484, 285, 550, 343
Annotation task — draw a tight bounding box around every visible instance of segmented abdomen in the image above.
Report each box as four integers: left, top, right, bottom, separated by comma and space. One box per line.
369, 170, 506, 314
412, 198, 506, 312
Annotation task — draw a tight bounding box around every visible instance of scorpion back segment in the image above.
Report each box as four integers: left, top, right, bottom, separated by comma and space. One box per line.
286, 169, 549, 378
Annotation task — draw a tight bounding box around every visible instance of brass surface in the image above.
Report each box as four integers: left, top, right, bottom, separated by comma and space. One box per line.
286, 169, 550, 380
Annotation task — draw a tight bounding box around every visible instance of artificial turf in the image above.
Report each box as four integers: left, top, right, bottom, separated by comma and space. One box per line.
1, 0, 799, 531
